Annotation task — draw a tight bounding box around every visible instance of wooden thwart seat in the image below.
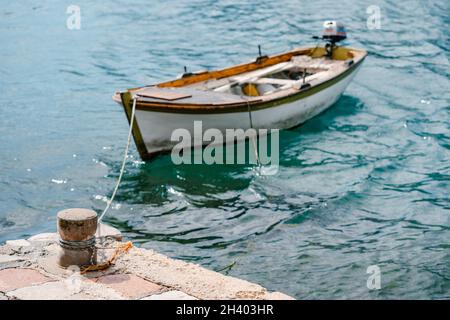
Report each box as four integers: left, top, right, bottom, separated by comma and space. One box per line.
253, 78, 296, 85
133, 86, 256, 105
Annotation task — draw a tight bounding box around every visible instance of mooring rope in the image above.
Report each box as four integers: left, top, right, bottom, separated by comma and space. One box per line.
59, 237, 96, 251
98, 97, 137, 223
80, 241, 133, 274
246, 99, 260, 166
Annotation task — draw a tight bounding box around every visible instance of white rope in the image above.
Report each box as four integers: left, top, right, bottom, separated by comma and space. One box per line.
98, 97, 137, 223
246, 99, 260, 166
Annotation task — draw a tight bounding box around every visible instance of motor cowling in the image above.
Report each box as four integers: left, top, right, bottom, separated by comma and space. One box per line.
322, 21, 347, 43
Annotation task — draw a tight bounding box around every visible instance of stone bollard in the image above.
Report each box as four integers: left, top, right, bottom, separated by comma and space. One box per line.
57, 208, 97, 268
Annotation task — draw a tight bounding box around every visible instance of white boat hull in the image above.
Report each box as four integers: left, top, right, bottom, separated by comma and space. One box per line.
128, 63, 362, 155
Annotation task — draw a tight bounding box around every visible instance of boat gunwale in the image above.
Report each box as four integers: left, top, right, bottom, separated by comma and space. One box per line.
112, 47, 313, 103
130, 55, 366, 114
114, 46, 367, 115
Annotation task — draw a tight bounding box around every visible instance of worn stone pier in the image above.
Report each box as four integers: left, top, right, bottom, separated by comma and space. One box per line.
0, 211, 293, 300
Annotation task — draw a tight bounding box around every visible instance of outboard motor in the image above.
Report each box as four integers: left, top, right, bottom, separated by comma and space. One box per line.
313, 21, 347, 58
322, 21, 347, 44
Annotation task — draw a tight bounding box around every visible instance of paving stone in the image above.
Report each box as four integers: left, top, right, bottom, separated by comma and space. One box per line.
6, 280, 125, 300
141, 290, 198, 300
7, 281, 71, 300
96, 223, 122, 241
6, 239, 31, 247
28, 233, 58, 243
91, 274, 164, 299
122, 248, 295, 300
0, 268, 53, 292
0, 254, 23, 264
0, 245, 13, 255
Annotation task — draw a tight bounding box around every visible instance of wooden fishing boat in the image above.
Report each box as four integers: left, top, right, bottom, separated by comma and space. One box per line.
114, 23, 367, 160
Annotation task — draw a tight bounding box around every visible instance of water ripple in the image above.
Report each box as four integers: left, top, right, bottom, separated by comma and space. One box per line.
0, 0, 448, 299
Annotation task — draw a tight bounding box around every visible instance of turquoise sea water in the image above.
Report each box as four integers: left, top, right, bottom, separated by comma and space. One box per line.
0, 1, 449, 299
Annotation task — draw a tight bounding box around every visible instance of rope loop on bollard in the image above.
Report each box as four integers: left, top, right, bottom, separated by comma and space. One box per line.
59, 237, 96, 251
